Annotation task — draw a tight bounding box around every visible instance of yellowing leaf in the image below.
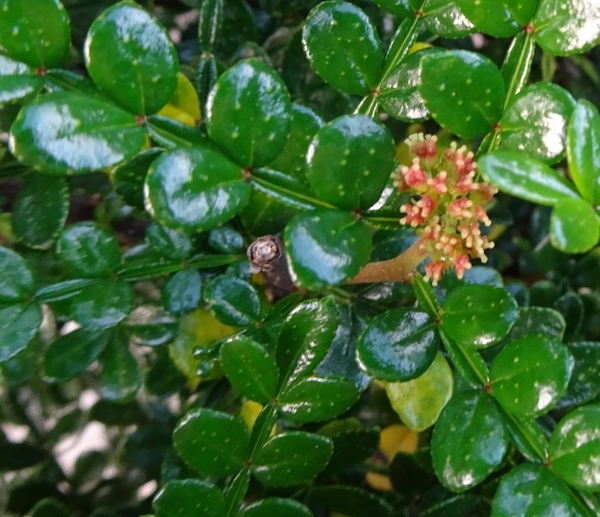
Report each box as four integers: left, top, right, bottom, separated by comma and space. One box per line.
380, 424, 419, 459
157, 72, 201, 127
169, 309, 234, 389
240, 399, 264, 429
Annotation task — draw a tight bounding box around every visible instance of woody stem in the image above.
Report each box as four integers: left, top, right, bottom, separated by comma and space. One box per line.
347, 236, 430, 284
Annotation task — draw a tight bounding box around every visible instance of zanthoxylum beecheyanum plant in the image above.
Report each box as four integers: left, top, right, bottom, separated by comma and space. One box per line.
0, 0, 599, 516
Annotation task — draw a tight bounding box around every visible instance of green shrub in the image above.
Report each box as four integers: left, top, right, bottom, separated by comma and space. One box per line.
1, 0, 599, 516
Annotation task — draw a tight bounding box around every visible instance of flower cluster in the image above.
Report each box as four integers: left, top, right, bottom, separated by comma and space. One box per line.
392, 134, 497, 286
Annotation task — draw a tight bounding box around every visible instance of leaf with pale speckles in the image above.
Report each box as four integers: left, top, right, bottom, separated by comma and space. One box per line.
441, 284, 518, 348
56, 222, 122, 278
144, 145, 250, 232
279, 376, 360, 423
204, 275, 262, 327
534, 0, 600, 56
409, 0, 475, 39
549, 404, 600, 492
173, 408, 250, 478
431, 390, 509, 492
275, 296, 339, 388
220, 335, 279, 404
206, 58, 292, 168
0, 0, 71, 68
419, 50, 504, 138
0, 54, 44, 105
454, 0, 537, 37
305, 114, 395, 211
285, 209, 372, 290
153, 479, 225, 517
252, 431, 333, 487
239, 498, 312, 517
9, 92, 147, 175
492, 463, 579, 517
500, 83, 575, 164
357, 308, 439, 382
302, 1, 384, 95
490, 335, 573, 417
12, 174, 68, 249
84, 1, 178, 114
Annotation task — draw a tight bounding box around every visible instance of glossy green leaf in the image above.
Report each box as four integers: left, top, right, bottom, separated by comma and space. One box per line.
441, 284, 518, 348
419, 50, 504, 138
501, 83, 575, 164
0, 337, 38, 387
480, 150, 580, 205
492, 463, 578, 517
43, 328, 111, 382
501, 31, 536, 97
146, 223, 194, 261
241, 171, 305, 234
439, 328, 489, 388
0, 246, 36, 301
0, 54, 43, 104
554, 292, 583, 343
146, 147, 250, 231
534, 0, 600, 56
558, 342, 600, 408
0, 0, 71, 68
12, 174, 68, 249
9, 92, 147, 175
379, 48, 443, 122
173, 408, 250, 477
239, 498, 312, 517
389, 450, 435, 497
219, 335, 279, 404
268, 104, 323, 184
501, 410, 550, 463
372, 0, 411, 17
490, 335, 573, 417
153, 479, 225, 517
162, 270, 202, 316
252, 431, 333, 487
550, 197, 599, 253
567, 100, 600, 204
144, 145, 250, 232
385, 352, 453, 432
276, 297, 338, 386
307, 486, 393, 517
409, 0, 475, 39
203, 275, 261, 326
285, 209, 372, 290
302, 1, 384, 95
84, 1, 178, 114
145, 114, 207, 148
208, 226, 244, 254
320, 425, 380, 474
100, 332, 142, 401
29, 499, 70, 517
206, 58, 292, 167
316, 305, 370, 390
356, 309, 438, 382
431, 390, 509, 492
0, 303, 42, 363
279, 376, 360, 423
112, 148, 162, 210
306, 114, 395, 210
69, 279, 134, 330
56, 223, 122, 277
549, 404, 600, 491
502, 307, 566, 344
454, 0, 536, 37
